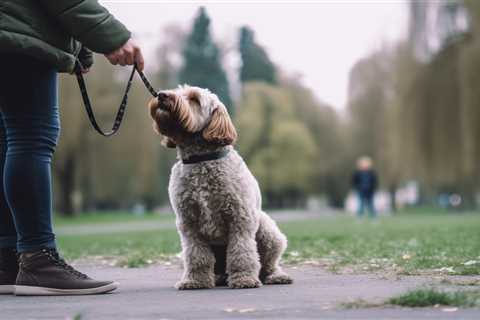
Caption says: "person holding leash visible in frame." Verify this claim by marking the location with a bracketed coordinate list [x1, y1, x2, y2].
[0, 0, 144, 296]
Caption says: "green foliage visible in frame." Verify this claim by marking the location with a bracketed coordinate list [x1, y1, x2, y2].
[236, 83, 317, 207]
[389, 289, 480, 307]
[236, 81, 348, 207]
[239, 26, 277, 84]
[283, 79, 349, 206]
[179, 7, 232, 112]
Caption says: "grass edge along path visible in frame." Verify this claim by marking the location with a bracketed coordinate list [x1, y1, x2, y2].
[342, 288, 480, 309]
[388, 288, 480, 308]
[57, 213, 480, 274]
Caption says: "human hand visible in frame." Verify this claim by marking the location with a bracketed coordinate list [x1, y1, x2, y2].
[77, 46, 93, 74]
[105, 38, 145, 71]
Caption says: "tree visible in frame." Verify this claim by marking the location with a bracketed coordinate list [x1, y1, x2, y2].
[281, 76, 349, 207]
[346, 47, 406, 210]
[179, 7, 233, 112]
[236, 83, 319, 208]
[239, 26, 277, 84]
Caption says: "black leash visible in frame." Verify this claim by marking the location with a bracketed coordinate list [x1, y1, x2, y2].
[75, 63, 157, 137]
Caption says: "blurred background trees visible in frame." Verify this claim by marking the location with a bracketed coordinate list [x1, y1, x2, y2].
[178, 7, 232, 112]
[54, 3, 480, 215]
[239, 26, 277, 84]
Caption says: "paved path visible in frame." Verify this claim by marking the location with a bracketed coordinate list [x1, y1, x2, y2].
[55, 210, 336, 236]
[1, 264, 478, 320]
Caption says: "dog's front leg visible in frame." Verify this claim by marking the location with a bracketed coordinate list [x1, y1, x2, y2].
[226, 227, 262, 289]
[176, 234, 215, 290]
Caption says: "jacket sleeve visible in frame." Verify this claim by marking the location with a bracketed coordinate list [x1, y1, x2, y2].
[38, 0, 131, 54]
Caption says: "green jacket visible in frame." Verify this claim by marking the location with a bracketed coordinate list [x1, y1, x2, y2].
[0, 0, 131, 73]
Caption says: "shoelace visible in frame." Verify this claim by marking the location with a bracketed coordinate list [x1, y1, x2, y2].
[43, 249, 89, 279]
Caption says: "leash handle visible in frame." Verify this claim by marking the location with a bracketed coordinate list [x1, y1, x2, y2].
[75, 63, 157, 137]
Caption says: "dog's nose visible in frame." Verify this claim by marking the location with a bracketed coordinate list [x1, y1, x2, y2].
[157, 92, 169, 101]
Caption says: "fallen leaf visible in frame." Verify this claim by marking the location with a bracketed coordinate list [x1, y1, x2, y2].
[442, 307, 458, 312]
[437, 267, 455, 273]
[290, 251, 300, 257]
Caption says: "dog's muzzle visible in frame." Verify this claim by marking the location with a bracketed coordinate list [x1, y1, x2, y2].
[156, 92, 171, 111]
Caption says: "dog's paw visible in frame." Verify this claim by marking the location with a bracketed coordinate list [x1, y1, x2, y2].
[175, 279, 214, 290]
[263, 272, 293, 285]
[228, 275, 262, 289]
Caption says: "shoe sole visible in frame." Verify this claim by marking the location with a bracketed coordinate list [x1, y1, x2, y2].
[0, 285, 14, 294]
[14, 282, 118, 296]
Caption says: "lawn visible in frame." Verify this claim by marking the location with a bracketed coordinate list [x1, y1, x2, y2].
[282, 213, 480, 275]
[54, 211, 174, 226]
[57, 211, 480, 274]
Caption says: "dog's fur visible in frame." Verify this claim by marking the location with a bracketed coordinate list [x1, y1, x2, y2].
[148, 85, 292, 289]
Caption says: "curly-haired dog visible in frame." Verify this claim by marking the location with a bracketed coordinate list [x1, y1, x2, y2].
[148, 86, 293, 289]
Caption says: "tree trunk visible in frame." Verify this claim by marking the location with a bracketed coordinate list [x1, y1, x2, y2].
[389, 184, 397, 213]
[57, 155, 76, 216]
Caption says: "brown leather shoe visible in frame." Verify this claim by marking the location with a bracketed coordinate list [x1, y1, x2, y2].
[0, 248, 18, 294]
[15, 248, 118, 296]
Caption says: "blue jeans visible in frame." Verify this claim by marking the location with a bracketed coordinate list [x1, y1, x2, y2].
[357, 193, 376, 218]
[0, 54, 59, 252]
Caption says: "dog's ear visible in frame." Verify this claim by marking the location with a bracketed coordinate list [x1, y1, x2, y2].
[202, 103, 237, 145]
[161, 136, 177, 148]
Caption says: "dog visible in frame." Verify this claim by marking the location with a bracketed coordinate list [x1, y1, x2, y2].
[148, 85, 293, 289]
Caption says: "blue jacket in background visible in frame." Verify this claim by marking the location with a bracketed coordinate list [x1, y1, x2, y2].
[352, 170, 378, 197]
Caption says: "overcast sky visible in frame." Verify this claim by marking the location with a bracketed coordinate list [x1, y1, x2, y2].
[101, 1, 408, 110]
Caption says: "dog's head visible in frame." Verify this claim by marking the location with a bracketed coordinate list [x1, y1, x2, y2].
[148, 85, 237, 148]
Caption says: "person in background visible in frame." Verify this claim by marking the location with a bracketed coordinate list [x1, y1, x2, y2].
[0, 0, 144, 296]
[352, 156, 378, 218]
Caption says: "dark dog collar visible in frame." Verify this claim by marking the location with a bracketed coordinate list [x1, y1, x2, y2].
[182, 149, 230, 165]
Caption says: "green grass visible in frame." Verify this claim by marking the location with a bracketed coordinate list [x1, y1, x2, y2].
[57, 211, 480, 273]
[54, 211, 174, 226]
[389, 288, 480, 307]
[282, 214, 480, 275]
[58, 229, 180, 267]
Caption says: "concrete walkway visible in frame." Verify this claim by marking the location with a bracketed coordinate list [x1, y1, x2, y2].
[1, 264, 478, 320]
